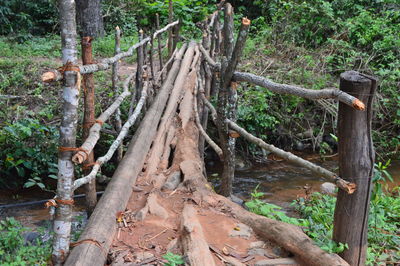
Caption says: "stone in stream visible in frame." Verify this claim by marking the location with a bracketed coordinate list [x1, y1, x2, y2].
[320, 182, 337, 195]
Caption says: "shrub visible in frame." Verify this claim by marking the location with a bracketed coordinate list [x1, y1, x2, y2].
[0, 118, 58, 189]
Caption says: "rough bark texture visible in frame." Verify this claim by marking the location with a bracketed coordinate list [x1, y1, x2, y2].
[333, 71, 376, 265]
[81, 36, 97, 216]
[217, 3, 235, 197]
[52, 0, 78, 264]
[72, 75, 133, 164]
[76, 0, 104, 38]
[64, 45, 187, 266]
[217, 7, 250, 197]
[168, 0, 174, 57]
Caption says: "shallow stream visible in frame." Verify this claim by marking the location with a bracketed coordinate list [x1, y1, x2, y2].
[1, 156, 399, 231]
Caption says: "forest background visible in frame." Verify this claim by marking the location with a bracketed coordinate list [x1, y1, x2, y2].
[0, 0, 399, 192]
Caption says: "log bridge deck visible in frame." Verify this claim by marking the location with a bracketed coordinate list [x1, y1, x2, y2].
[64, 43, 349, 266]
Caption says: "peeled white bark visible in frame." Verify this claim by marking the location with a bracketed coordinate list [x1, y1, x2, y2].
[72, 73, 134, 164]
[42, 20, 179, 82]
[73, 79, 149, 190]
[52, 0, 78, 264]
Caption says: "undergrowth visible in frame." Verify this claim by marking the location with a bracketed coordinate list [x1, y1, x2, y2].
[0, 217, 51, 265]
[245, 163, 400, 265]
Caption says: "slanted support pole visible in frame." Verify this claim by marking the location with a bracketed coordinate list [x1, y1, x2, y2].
[333, 71, 376, 265]
[52, 0, 78, 264]
[81, 36, 97, 216]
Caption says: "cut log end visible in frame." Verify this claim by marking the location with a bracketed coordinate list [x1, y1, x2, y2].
[242, 17, 251, 26]
[228, 130, 240, 138]
[352, 99, 365, 111]
[72, 152, 86, 164]
[336, 178, 357, 194]
[42, 72, 57, 83]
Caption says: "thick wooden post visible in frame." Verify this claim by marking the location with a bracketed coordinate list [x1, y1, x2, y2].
[333, 71, 376, 265]
[81, 37, 97, 216]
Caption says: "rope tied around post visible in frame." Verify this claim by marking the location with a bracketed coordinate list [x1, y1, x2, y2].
[82, 162, 100, 171]
[70, 239, 106, 256]
[59, 146, 90, 158]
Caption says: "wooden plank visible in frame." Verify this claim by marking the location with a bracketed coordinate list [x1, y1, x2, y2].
[64, 44, 188, 266]
[333, 71, 376, 265]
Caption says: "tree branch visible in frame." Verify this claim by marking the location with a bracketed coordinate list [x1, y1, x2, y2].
[233, 72, 365, 110]
[72, 73, 134, 164]
[42, 20, 179, 82]
[227, 119, 356, 194]
[73, 79, 149, 190]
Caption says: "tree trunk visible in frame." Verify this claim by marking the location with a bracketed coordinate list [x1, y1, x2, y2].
[52, 0, 78, 264]
[333, 71, 376, 265]
[216, 3, 235, 196]
[76, 0, 104, 38]
[81, 37, 97, 216]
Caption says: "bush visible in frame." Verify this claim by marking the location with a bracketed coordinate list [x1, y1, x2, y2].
[246, 162, 400, 264]
[0, 118, 58, 189]
[0, 217, 51, 265]
[0, 0, 58, 38]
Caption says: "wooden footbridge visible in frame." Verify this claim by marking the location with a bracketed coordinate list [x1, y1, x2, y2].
[43, 1, 376, 265]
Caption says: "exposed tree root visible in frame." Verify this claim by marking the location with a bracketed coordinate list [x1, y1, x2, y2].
[180, 203, 216, 266]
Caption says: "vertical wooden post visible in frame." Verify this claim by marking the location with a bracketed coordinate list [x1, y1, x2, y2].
[112, 26, 123, 162]
[155, 13, 164, 83]
[168, 0, 173, 58]
[81, 37, 97, 216]
[53, 0, 78, 264]
[129, 29, 144, 116]
[333, 71, 376, 265]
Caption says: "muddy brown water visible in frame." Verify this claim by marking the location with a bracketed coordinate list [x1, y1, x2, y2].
[1, 157, 399, 230]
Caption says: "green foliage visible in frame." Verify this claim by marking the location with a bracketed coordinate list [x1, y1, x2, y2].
[0, 0, 57, 38]
[246, 166, 400, 264]
[0, 217, 51, 265]
[294, 162, 400, 265]
[0, 118, 58, 189]
[245, 185, 347, 253]
[162, 252, 184, 266]
[103, 0, 213, 37]
[237, 85, 279, 140]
